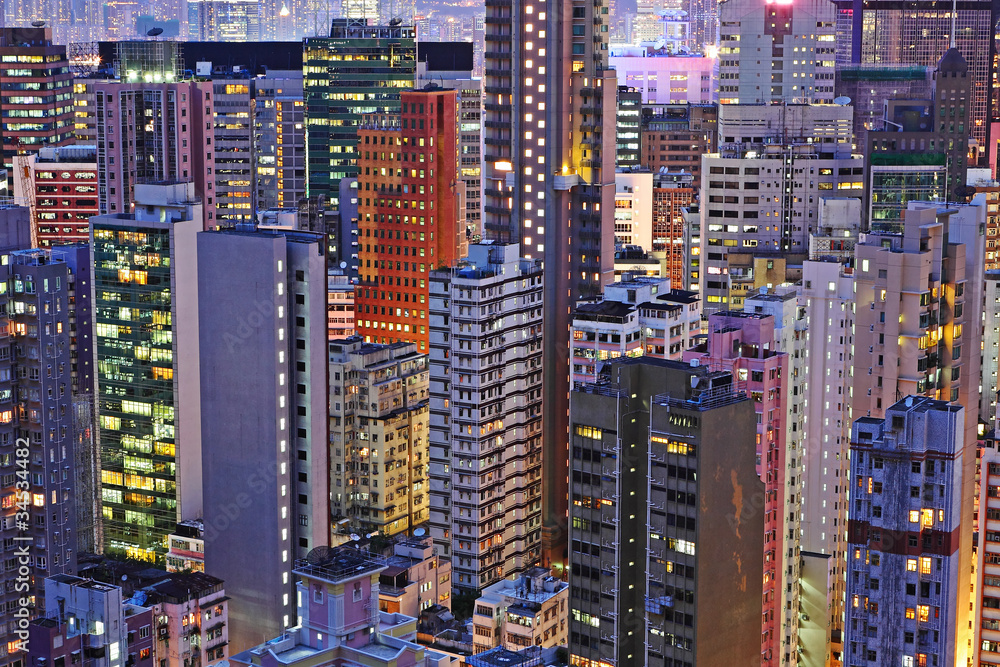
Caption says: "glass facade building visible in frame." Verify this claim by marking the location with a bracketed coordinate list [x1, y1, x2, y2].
[868, 164, 947, 232]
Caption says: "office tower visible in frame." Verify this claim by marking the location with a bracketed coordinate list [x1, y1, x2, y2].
[569, 274, 701, 385]
[608, 50, 717, 105]
[717, 0, 836, 104]
[230, 547, 436, 667]
[833, 0, 993, 150]
[416, 42, 483, 240]
[12, 145, 98, 247]
[834, 63, 933, 153]
[975, 446, 1000, 666]
[303, 19, 416, 211]
[471, 567, 569, 653]
[700, 104, 860, 314]
[652, 172, 695, 287]
[355, 89, 467, 353]
[483, 0, 617, 566]
[427, 244, 544, 592]
[684, 310, 793, 663]
[329, 337, 430, 537]
[209, 78, 254, 225]
[614, 170, 654, 247]
[92, 182, 204, 563]
[95, 81, 216, 225]
[687, 0, 717, 53]
[846, 397, 967, 667]
[568, 358, 762, 666]
[0, 29, 74, 185]
[799, 258, 854, 665]
[198, 225, 329, 653]
[253, 70, 306, 213]
[188, 0, 262, 41]
[984, 271, 1000, 425]
[0, 246, 78, 667]
[617, 87, 642, 168]
[640, 103, 717, 187]
[865, 49, 972, 230]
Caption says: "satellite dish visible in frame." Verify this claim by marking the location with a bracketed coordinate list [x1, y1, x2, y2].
[147, 27, 164, 37]
[339, 261, 347, 269]
[413, 527, 426, 537]
[349, 533, 361, 542]
[31, 20, 45, 27]
[121, 575, 128, 582]
[306, 546, 332, 564]
[833, 96, 851, 106]
[390, 17, 402, 25]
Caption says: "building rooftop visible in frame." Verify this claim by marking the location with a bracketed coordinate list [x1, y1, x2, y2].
[573, 300, 636, 320]
[294, 546, 388, 584]
[468, 646, 544, 667]
[143, 571, 225, 604]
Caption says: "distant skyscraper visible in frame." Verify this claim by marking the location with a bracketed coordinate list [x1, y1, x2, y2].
[355, 88, 467, 353]
[92, 182, 204, 563]
[833, 0, 994, 149]
[95, 81, 216, 225]
[717, 0, 837, 104]
[483, 0, 617, 566]
[846, 397, 968, 667]
[428, 244, 544, 592]
[188, 0, 262, 41]
[0, 28, 74, 188]
[568, 358, 762, 666]
[198, 225, 329, 654]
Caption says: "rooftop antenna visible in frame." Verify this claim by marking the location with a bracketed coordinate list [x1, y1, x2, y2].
[950, 0, 957, 48]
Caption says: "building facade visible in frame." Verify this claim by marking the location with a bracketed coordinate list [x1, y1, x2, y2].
[12, 145, 98, 247]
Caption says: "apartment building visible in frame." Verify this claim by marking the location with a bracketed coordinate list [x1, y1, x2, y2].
[652, 172, 696, 288]
[12, 145, 98, 247]
[252, 70, 305, 213]
[614, 170, 654, 248]
[570, 275, 701, 386]
[974, 446, 1000, 666]
[378, 536, 452, 617]
[471, 567, 568, 653]
[846, 397, 967, 667]
[639, 104, 717, 186]
[329, 337, 430, 537]
[427, 244, 544, 592]
[568, 358, 762, 667]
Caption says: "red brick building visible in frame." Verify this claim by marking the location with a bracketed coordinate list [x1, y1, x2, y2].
[355, 88, 466, 352]
[651, 176, 695, 287]
[13, 145, 98, 246]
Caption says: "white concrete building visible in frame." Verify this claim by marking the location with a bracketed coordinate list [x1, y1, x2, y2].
[982, 270, 1000, 425]
[428, 243, 544, 593]
[471, 567, 569, 654]
[700, 104, 861, 314]
[614, 170, 655, 249]
[608, 50, 717, 104]
[799, 258, 854, 666]
[570, 275, 701, 386]
[717, 0, 836, 104]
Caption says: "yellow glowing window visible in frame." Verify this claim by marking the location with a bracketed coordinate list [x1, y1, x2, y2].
[918, 605, 929, 622]
[909, 510, 920, 523]
[905, 608, 915, 619]
[920, 557, 931, 575]
[907, 559, 917, 572]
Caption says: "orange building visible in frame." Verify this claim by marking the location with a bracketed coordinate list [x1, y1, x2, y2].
[355, 89, 467, 352]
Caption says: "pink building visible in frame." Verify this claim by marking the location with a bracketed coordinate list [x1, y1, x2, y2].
[684, 310, 788, 664]
[95, 81, 216, 226]
[608, 50, 717, 104]
[230, 547, 455, 667]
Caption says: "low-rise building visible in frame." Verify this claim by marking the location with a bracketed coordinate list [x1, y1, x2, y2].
[144, 572, 230, 666]
[378, 536, 453, 617]
[471, 567, 568, 654]
[166, 520, 206, 573]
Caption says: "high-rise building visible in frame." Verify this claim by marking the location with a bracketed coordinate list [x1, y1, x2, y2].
[209, 78, 255, 225]
[846, 397, 967, 667]
[0, 28, 74, 186]
[616, 87, 642, 168]
[197, 225, 329, 654]
[0, 239, 79, 667]
[188, 0, 262, 41]
[684, 310, 794, 663]
[303, 19, 416, 211]
[416, 43, 483, 241]
[568, 358, 762, 666]
[12, 145, 99, 247]
[717, 0, 836, 105]
[614, 170, 654, 248]
[983, 271, 1000, 426]
[974, 446, 1000, 666]
[329, 337, 430, 537]
[833, 0, 994, 149]
[834, 63, 933, 153]
[864, 49, 972, 230]
[608, 50, 718, 106]
[700, 104, 861, 314]
[799, 258, 854, 665]
[483, 0, 617, 566]
[252, 69, 306, 213]
[92, 182, 204, 563]
[355, 88, 467, 353]
[427, 244, 544, 592]
[95, 81, 216, 225]
[652, 172, 695, 286]
[639, 103, 717, 187]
